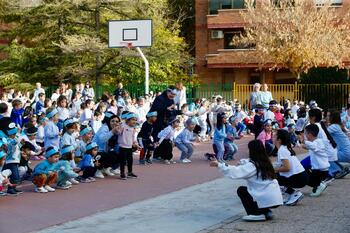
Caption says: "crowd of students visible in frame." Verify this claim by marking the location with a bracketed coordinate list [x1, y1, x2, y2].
[0, 81, 350, 223]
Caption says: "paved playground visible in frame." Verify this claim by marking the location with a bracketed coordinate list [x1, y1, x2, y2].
[2, 137, 349, 233]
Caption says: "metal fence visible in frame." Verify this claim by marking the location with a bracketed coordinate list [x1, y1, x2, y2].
[46, 82, 350, 110]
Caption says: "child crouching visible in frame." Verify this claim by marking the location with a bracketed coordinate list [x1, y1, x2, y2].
[55, 145, 80, 189]
[77, 142, 99, 183]
[32, 147, 60, 193]
[175, 118, 197, 163]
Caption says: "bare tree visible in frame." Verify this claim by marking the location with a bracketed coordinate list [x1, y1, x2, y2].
[233, 0, 350, 78]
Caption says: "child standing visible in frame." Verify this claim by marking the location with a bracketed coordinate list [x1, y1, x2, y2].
[210, 140, 283, 222]
[44, 108, 60, 149]
[57, 95, 70, 131]
[253, 104, 265, 139]
[117, 113, 140, 180]
[225, 116, 239, 160]
[3, 123, 23, 195]
[213, 113, 228, 163]
[154, 118, 180, 165]
[137, 111, 157, 165]
[274, 129, 308, 206]
[301, 124, 330, 197]
[92, 111, 103, 134]
[32, 147, 60, 193]
[37, 115, 48, 148]
[175, 118, 197, 164]
[10, 99, 24, 128]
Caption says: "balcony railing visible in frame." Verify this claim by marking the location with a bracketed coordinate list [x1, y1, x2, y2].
[209, 0, 252, 14]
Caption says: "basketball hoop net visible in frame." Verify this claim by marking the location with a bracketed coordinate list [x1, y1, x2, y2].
[120, 42, 134, 49]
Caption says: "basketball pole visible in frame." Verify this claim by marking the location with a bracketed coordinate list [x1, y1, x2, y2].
[136, 47, 149, 95]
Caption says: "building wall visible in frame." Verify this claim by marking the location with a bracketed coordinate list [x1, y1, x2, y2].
[195, 0, 350, 85]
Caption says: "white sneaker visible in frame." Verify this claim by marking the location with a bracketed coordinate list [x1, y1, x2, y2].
[111, 168, 120, 175]
[310, 183, 327, 197]
[95, 170, 105, 179]
[283, 193, 291, 204]
[103, 168, 115, 176]
[180, 159, 190, 164]
[35, 187, 48, 193]
[242, 215, 266, 222]
[285, 191, 304, 206]
[69, 178, 79, 185]
[66, 180, 72, 186]
[185, 158, 192, 163]
[164, 160, 171, 165]
[44, 185, 56, 192]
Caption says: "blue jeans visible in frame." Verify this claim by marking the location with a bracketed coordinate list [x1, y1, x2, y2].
[236, 122, 246, 135]
[214, 141, 225, 160]
[176, 143, 194, 160]
[225, 141, 238, 159]
[3, 163, 20, 191]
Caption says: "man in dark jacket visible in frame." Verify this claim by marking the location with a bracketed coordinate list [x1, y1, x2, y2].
[150, 86, 182, 142]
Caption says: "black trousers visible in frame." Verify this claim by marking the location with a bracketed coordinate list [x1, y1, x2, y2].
[307, 169, 328, 192]
[153, 139, 173, 160]
[97, 152, 119, 169]
[277, 171, 309, 194]
[119, 147, 133, 175]
[82, 167, 97, 178]
[237, 186, 279, 216]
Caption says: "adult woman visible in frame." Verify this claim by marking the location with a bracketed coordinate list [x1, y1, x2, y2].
[249, 83, 261, 110]
[92, 112, 120, 178]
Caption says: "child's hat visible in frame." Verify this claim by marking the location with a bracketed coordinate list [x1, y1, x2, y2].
[63, 118, 75, 127]
[185, 117, 197, 126]
[146, 111, 157, 118]
[61, 145, 75, 155]
[45, 147, 59, 158]
[86, 142, 98, 151]
[39, 117, 48, 124]
[125, 112, 138, 120]
[80, 126, 92, 136]
[24, 126, 38, 136]
[264, 119, 272, 125]
[104, 111, 115, 119]
[7, 123, 18, 136]
[169, 117, 180, 125]
[46, 108, 58, 119]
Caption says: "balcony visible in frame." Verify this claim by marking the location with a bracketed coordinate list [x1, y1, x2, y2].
[206, 49, 261, 68]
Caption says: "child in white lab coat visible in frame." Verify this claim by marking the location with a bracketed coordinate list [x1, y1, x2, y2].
[210, 140, 283, 222]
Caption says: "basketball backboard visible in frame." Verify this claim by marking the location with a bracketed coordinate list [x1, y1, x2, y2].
[108, 19, 152, 48]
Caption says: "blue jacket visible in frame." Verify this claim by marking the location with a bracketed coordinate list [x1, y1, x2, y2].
[44, 120, 60, 149]
[33, 160, 57, 176]
[78, 154, 94, 169]
[92, 124, 114, 152]
[10, 108, 24, 127]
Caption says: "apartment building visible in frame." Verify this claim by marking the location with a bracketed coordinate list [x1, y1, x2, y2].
[195, 0, 349, 84]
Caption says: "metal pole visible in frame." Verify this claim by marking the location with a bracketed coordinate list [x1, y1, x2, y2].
[136, 47, 149, 95]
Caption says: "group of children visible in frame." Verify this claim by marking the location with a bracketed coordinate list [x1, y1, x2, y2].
[210, 100, 350, 222]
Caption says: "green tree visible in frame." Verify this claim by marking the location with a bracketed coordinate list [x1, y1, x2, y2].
[0, 0, 192, 93]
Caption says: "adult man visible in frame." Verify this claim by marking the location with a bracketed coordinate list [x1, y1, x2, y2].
[34, 82, 45, 102]
[260, 84, 273, 109]
[249, 83, 261, 110]
[150, 86, 182, 141]
[174, 82, 187, 109]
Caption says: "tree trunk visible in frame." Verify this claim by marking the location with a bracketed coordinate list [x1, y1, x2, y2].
[95, 7, 101, 98]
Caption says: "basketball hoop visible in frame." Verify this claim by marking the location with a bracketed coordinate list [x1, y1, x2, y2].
[120, 42, 134, 49]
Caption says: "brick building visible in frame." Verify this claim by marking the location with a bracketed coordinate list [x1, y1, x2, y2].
[195, 0, 349, 85]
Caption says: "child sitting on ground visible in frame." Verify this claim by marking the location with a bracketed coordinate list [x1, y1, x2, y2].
[210, 140, 283, 222]
[0, 140, 15, 196]
[257, 120, 274, 155]
[137, 111, 157, 165]
[175, 118, 197, 164]
[18, 141, 34, 181]
[32, 147, 60, 193]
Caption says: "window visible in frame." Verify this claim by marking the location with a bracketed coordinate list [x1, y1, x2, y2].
[208, 0, 255, 14]
[315, 0, 342, 6]
[223, 29, 255, 49]
[271, 0, 295, 7]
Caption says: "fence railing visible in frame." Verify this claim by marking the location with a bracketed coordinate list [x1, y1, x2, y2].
[45, 82, 350, 111]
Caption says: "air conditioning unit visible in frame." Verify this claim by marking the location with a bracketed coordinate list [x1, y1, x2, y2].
[211, 30, 224, 39]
